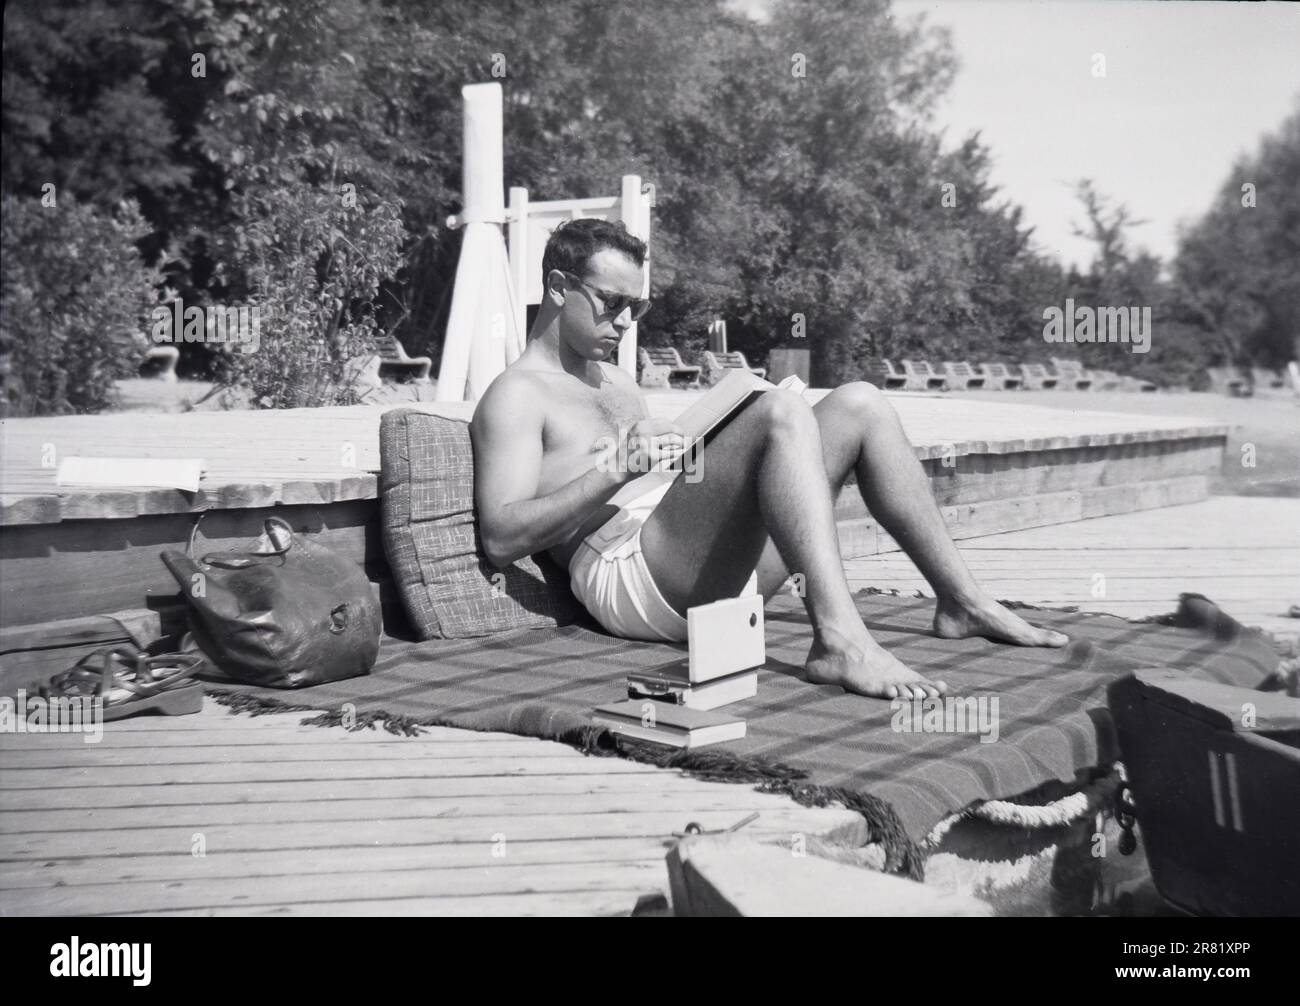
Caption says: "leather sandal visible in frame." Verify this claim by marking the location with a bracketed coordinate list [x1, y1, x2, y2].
[40, 645, 205, 721]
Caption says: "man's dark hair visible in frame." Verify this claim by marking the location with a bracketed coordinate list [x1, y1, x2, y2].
[540, 218, 646, 288]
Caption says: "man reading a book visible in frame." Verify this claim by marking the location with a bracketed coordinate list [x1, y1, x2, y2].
[471, 219, 1067, 700]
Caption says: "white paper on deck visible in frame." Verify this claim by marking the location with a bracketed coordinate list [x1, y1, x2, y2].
[56, 457, 205, 492]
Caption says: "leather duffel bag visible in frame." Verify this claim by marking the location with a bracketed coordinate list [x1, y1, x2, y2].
[161, 517, 381, 688]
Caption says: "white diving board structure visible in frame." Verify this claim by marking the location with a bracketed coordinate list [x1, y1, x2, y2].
[439, 82, 654, 401]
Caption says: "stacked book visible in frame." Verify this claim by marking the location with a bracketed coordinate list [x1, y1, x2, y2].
[593, 594, 766, 749]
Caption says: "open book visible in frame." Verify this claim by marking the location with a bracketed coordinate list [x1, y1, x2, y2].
[608, 370, 807, 506]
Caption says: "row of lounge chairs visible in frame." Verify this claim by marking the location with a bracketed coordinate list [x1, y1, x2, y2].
[639, 347, 766, 388]
[864, 356, 1157, 392]
[639, 345, 1157, 393]
[1205, 366, 1294, 398]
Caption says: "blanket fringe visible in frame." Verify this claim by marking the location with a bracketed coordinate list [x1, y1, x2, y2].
[571, 729, 925, 880]
[206, 689, 320, 718]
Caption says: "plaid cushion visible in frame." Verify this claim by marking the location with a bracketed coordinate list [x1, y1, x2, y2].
[379, 409, 582, 639]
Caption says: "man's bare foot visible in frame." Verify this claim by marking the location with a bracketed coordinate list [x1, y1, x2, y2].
[805, 625, 947, 700]
[933, 596, 1069, 648]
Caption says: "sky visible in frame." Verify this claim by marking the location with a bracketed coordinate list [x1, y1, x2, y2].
[736, 0, 1300, 271]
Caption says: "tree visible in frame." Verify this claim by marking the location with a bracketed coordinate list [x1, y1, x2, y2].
[1, 0, 1105, 407]
[1, 196, 164, 416]
[1172, 103, 1300, 370]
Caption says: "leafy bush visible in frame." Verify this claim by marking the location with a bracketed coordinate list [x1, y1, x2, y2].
[210, 181, 407, 409]
[0, 194, 163, 416]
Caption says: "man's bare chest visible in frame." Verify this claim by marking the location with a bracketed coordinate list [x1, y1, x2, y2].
[542, 385, 645, 455]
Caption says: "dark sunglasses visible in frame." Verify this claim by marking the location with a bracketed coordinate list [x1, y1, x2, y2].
[562, 272, 651, 322]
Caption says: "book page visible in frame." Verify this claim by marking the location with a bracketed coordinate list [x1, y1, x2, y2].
[671, 369, 773, 443]
[608, 369, 806, 505]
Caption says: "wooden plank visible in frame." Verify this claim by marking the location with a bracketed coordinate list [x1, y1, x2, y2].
[0, 773, 771, 811]
[0, 741, 590, 768]
[135, 889, 649, 917]
[0, 499, 383, 628]
[833, 438, 1222, 517]
[838, 475, 1210, 559]
[0, 789, 847, 834]
[0, 757, 672, 790]
[843, 496, 1300, 635]
[0, 860, 670, 916]
[958, 497, 1300, 549]
[0, 727, 557, 749]
[666, 834, 990, 916]
[0, 807, 866, 859]
[29, 708, 368, 733]
[846, 578, 1297, 602]
[0, 609, 163, 653]
[0, 836, 673, 890]
[0, 494, 63, 525]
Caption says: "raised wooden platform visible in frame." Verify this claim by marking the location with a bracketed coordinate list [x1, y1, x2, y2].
[0, 392, 1227, 633]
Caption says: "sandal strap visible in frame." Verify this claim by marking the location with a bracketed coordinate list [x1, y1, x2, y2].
[43, 646, 204, 701]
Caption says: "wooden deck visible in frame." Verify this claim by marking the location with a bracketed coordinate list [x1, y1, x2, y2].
[0, 709, 866, 917]
[3, 496, 1291, 916]
[3, 392, 1288, 916]
[0, 390, 1228, 632]
[0, 391, 1227, 526]
[847, 496, 1300, 641]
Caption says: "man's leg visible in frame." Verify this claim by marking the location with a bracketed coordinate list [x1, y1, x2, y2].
[640, 387, 947, 699]
[751, 383, 1068, 647]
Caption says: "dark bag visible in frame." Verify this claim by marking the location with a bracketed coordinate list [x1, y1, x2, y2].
[161, 517, 381, 689]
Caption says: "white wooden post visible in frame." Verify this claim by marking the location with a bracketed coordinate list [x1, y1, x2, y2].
[618, 174, 649, 377]
[708, 319, 727, 353]
[507, 185, 529, 343]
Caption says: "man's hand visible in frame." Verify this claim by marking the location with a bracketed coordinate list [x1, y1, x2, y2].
[622, 418, 687, 475]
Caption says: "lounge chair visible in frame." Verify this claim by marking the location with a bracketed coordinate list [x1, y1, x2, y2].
[862, 358, 910, 390]
[941, 361, 985, 390]
[1018, 363, 1059, 390]
[1252, 367, 1286, 390]
[1119, 374, 1158, 392]
[638, 346, 702, 388]
[1084, 368, 1124, 391]
[1049, 357, 1093, 391]
[703, 350, 766, 385]
[977, 362, 1022, 390]
[1206, 366, 1252, 397]
[376, 334, 432, 383]
[899, 360, 949, 391]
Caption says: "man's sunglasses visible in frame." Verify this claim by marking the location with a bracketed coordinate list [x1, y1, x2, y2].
[562, 272, 652, 322]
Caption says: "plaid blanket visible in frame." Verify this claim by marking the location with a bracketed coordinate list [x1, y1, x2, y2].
[209, 590, 1279, 866]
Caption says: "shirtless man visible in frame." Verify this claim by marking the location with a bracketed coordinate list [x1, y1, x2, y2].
[471, 219, 1067, 699]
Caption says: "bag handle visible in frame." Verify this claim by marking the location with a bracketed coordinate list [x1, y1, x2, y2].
[198, 517, 296, 568]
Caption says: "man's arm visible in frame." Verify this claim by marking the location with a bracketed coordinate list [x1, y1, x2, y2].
[470, 374, 629, 569]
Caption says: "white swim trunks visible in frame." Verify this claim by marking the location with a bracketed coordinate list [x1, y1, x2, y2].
[567, 472, 758, 642]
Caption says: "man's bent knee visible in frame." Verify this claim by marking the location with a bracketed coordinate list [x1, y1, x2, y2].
[748, 387, 816, 449]
[826, 380, 891, 420]
[756, 386, 817, 431]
